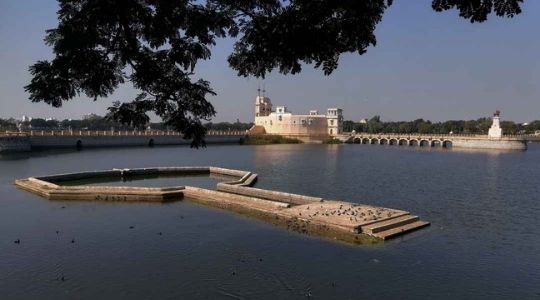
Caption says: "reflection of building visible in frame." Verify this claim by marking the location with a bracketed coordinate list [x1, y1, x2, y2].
[488, 110, 502, 139]
[250, 93, 343, 138]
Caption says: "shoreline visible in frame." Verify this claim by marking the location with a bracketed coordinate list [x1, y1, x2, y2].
[1, 132, 532, 154]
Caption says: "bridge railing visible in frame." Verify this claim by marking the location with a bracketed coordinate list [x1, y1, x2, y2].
[343, 132, 534, 140]
[1, 130, 247, 137]
[0, 131, 29, 137]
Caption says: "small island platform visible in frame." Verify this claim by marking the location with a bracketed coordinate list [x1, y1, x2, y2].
[15, 166, 429, 243]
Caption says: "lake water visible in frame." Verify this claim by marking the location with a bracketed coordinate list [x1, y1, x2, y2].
[1, 144, 539, 299]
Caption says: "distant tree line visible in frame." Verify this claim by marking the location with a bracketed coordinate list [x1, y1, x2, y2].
[25, 115, 135, 131]
[2, 115, 539, 135]
[204, 121, 253, 131]
[343, 116, 540, 135]
[0, 118, 17, 131]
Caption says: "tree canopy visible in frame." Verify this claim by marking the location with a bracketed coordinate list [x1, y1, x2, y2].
[26, 0, 523, 147]
[342, 116, 529, 135]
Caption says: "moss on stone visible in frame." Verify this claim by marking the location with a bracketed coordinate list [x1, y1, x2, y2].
[322, 138, 343, 144]
[241, 135, 303, 145]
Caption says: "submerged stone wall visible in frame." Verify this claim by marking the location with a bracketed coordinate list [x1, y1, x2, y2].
[217, 183, 322, 205]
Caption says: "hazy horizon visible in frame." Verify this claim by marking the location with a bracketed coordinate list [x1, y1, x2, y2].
[1, 1, 539, 123]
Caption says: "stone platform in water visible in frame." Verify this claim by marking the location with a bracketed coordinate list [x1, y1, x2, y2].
[15, 166, 429, 243]
[277, 202, 429, 240]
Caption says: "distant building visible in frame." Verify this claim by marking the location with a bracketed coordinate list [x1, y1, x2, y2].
[82, 113, 100, 120]
[326, 108, 343, 136]
[359, 118, 368, 124]
[488, 110, 503, 139]
[21, 115, 32, 122]
[250, 93, 343, 138]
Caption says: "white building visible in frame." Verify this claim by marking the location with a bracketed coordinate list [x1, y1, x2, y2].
[250, 94, 343, 138]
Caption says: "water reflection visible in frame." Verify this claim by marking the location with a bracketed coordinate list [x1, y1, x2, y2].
[0, 143, 539, 299]
[253, 144, 299, 164]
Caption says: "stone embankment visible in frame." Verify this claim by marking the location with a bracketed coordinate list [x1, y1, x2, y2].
[15, 166, 430, 243]
[0, 134, 31, 152]
[0, 130, 244, 153]
[451, 139, 527, 150]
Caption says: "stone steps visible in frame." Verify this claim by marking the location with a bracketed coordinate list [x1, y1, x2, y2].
[362, 215, 420, 235]
[371, 220, 430, 240]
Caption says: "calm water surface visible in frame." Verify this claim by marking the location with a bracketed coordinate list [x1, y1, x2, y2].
[1, 144, 539, 299]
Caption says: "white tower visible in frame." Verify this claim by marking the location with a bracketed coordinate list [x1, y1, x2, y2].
[326, 108, 343, 136]
[255, 87, 272, 118]
[255, 96, 272, 118]
[488, 110, 503, 139]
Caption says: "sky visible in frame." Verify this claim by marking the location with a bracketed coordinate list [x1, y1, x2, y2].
[0, 1, 539, 123]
